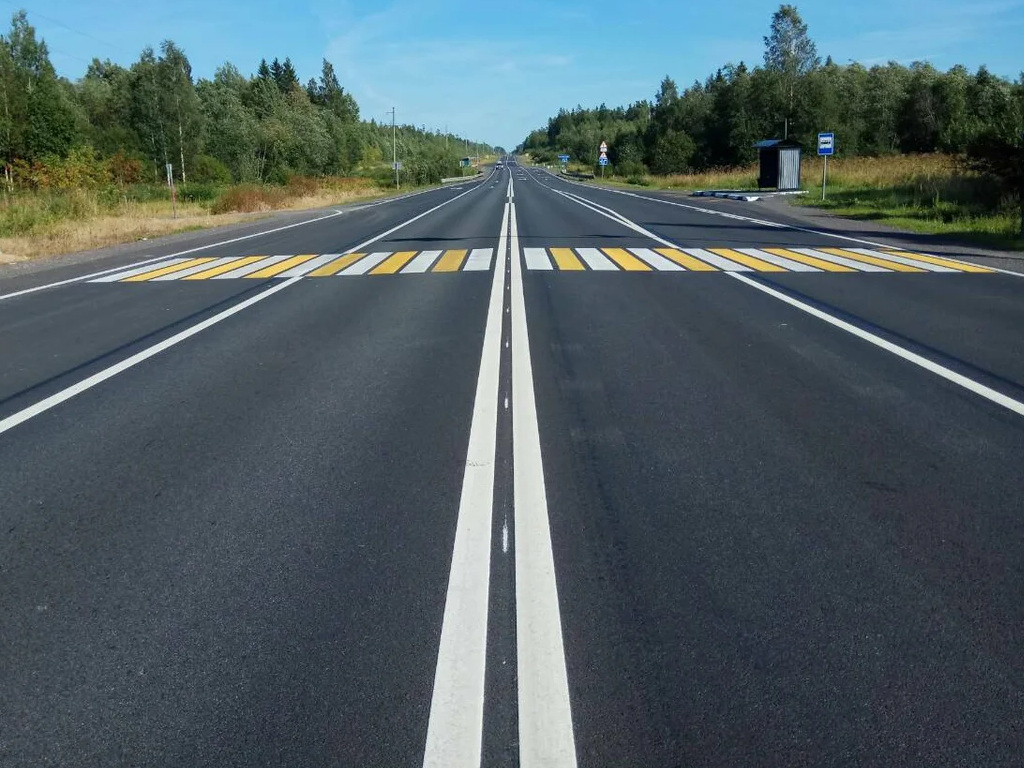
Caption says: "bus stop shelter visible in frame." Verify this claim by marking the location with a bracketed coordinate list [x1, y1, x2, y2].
[754, 139, 802, 191]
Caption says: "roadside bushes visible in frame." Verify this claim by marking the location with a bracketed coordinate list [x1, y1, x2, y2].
[210, 184, 288, 214]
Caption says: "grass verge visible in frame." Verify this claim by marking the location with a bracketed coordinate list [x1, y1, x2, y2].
[0, 176, 394, 263]
[792, 155, 1024, 251]
[572, 153, 1023, 251]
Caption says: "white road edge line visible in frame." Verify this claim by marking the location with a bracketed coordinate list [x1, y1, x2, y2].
[0, 185, 482, 438]
[0, 181, 484, 302]
[543, 169, 1024, 278]
[729, 272, 1024, 418]
[0, 277, 299, 436]
[0, 209, 344, 301]
[510, 196, 579, 767]
[548, 177, 1024, 417]
[422, 189, 510, 767]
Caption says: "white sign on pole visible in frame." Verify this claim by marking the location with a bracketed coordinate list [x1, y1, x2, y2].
[599, 141, 608, 153]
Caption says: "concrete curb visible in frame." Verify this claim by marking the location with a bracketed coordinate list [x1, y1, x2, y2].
[691, 190, 809, 202]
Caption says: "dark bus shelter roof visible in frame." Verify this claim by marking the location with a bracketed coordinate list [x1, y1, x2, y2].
[753, 139, 802, 149]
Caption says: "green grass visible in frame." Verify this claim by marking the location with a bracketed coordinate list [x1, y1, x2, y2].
[570, 153, 1023, 252]
[794, 183, 1024, 251]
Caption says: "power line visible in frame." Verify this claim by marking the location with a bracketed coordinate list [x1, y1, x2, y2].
[0, 2, 135, 58]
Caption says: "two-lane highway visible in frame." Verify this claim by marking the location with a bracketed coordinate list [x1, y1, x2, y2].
[2, 160, 1024, 766]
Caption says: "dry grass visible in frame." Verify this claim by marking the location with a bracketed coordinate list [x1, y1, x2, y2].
[0, 176, 389, 262]
[0, 200, 265, 261]
[591, 153, 1022, 249]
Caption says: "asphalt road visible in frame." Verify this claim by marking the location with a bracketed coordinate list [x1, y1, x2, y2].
[2, 161, 1023, 767]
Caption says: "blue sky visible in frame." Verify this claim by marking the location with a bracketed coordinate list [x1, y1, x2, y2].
[13, 0, 1024, 149]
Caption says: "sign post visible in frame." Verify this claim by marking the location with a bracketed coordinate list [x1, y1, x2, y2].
[165, 163, 176, 219]
[599, 140, 608, 178]
[818, 132, 835, 201]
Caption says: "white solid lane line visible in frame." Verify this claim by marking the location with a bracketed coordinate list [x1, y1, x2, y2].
[0, 209, 347, 300]
[510, 202, 578, 768]
[0, 278, 302, 437]
[422, 192, 510, 768]
[0, 182, 485, 438]
[546, 170, 1024, 277]
[729, 273, 1024, 418]
[403, 249, 444, 273]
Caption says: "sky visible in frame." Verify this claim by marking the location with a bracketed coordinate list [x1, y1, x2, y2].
[12, 0, 1024, 150]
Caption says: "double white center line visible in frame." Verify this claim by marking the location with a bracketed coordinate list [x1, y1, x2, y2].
[423, 177, 578, 767]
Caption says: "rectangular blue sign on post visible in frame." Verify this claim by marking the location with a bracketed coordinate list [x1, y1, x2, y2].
[558, 154, 570, 163]
[598, 157, 609, 166]
[818, 133, 835, 156]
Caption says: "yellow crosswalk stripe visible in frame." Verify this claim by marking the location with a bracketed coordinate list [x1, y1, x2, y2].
[183, 256, 266, 280]
[709, 248, 787, 272]
[371, 251, 419, 274]
[550, 248, 585, 270]
[306, 253, 366, 276]
[123, 258, 217, 282]
[433, 249, 469, 272]
[245, 254, 318, 278]
[817, 247, 924, 272]
[654, 248, 717, 271]
[883, 250, 992, 273]
[601, 247, 651, 271]
[762, 247, 855, 272]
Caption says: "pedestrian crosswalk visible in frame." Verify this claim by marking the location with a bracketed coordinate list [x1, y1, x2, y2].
[90, 248, 496, 283]
[91, 245, 993, 284]
[521, 246, 992, 274]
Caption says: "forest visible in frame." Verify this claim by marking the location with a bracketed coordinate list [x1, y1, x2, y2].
[0, 10, 493, 191]
[520, 5, 1023, 199]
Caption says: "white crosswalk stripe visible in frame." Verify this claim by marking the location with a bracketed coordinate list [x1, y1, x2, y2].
[464, 248, 494, 272]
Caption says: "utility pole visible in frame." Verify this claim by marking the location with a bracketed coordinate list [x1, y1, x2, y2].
[390, 107, 399, 190]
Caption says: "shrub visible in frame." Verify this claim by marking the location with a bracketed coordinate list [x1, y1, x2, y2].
[211, 184, 288, 214]
[285, 174, 320, 196]
[177, 182, 221, 204]
[189, 154, 233, 185]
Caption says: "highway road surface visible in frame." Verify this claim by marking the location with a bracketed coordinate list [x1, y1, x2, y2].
[2, 159, 1024, 767]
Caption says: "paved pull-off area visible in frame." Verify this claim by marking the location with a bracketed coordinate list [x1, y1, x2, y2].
[2, 161, 1024, 767]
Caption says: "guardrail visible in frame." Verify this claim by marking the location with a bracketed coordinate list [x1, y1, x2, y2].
[560, 170, 595, 180]
[441, 172, 484, 184]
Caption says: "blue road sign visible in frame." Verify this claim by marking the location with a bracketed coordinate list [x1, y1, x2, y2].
[599, 157, 609, 166]
[558, 154, 570, 163]
[818, 132, 835, 156]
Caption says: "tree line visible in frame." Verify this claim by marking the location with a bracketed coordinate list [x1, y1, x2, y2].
[0, 10, 494, 190]
[521, 5, 1023, 192]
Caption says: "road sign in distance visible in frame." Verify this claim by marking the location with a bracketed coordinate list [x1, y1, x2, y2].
[558, 154, 570, 162]
[599, 157, 609, 166]
[818, 133, 835, 156]
[600, 141, 608, 152]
